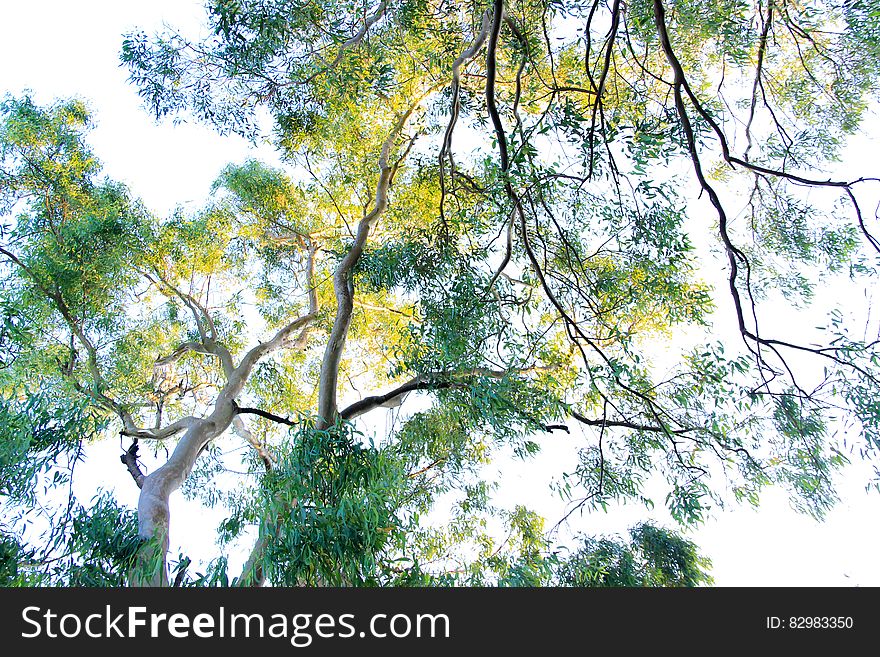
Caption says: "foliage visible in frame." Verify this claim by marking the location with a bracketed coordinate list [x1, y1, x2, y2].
[2, 0, 880, 586]
[257, 418, 407, 586]
[555, 522, 713, 587]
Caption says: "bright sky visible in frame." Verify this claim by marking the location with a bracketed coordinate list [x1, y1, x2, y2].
[2, 0, 879, 586]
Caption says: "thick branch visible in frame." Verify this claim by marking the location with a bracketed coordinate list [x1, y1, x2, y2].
[316, 98, 426, 429]
[485, 0, 508, 172]
[439, 9, 492, 227]
[237, 311, 318, 379]
[120, 441, 146, 489]
[120, 415, 198, 441]
[155, 342, 208, 366]
[340, 366, 554, 421]
[234, 402, 297, 427]
[340, 376, 450, 421]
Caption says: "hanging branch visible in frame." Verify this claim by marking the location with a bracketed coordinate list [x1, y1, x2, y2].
[652, 0, 880, 390]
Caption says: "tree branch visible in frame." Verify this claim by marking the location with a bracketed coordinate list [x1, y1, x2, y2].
[120, 440, 146, 489]
[316, 95, 429, 429]
[155, 341, 222, 367]
[236, 311, 318, 378]
[120, 415, 198, 441]
[485, 0, 508, 172]
[234, 401, 297, 427]
[309, 1, 389, 82]
[232, 415, 273, 471]
[340, 365, 555, 421]
[144, 270, 235, 377]
[439, 9, 493, 229]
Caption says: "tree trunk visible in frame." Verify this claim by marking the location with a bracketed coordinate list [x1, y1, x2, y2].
[130, 402, 236, 586]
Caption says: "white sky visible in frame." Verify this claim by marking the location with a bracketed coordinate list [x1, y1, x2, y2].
[2, 0, 879, 586]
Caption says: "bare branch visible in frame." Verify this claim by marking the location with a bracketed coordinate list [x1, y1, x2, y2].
[120, 441, 146, 489]
[340, 365, 556, 421]
[341, 375, 445, 421]
[485, 0, 508, 172]
[439, 9, 493, 229]
[155, 341, 221, 367]
[237, 310, 318, 377]
[234, 401, 297, 428]
[120, 415, 199, 441]
[232, 415, 273, 471]
[143, 269, 235, 377]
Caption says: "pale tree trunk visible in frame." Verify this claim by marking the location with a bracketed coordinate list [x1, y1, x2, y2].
[129, 308, 316, 585]
[131, 400, 236, 586]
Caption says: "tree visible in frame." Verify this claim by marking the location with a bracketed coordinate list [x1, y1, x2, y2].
[1, 0, 879, 587]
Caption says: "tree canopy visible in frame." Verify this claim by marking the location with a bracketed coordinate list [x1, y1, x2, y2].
[1, 0, 880, 586]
